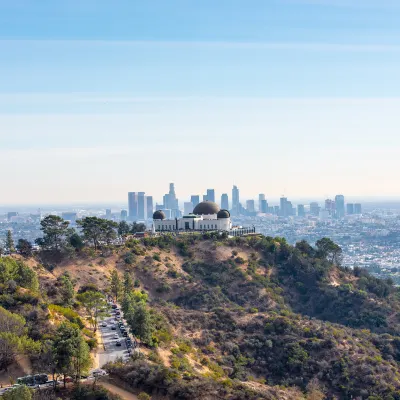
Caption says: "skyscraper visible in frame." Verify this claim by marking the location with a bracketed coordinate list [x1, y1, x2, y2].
[120, 210, 128, 221]
[346, 203, 354, 215]
[259, 194, 266, 212]
[206, 189, 215, 203]
[246, 200, 255, 213]
[354, 203, 362, 214]
[163, 183, 179, 210]
[106, 209, 112, 219]
[221, 193, 229, 210]
[191, 195, 200, 208]
[184, 202, 194, 215]
[260, 199, 268, 213]
[280, 197, 288, 217]
[335, 195, 345, 219]
[146, 196, 154, 219]
[232, 185, 240, 215]
[310, 202, 320, 217]
[128, 192, 138, 220]
[297, 204, 305, 217]
[137, 192, 146, 220]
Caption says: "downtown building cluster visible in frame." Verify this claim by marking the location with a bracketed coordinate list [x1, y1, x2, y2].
[126, 183, 362, 223]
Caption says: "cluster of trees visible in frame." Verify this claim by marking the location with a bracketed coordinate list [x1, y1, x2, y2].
[29, 215, 147, 257]
[0, 307, 40, 372]
[51, 322, 92, 386]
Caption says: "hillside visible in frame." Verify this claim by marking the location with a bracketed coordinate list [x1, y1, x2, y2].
[3, 233, 400, 399]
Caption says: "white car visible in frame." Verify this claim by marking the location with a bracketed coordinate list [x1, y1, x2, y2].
[92, 369, 108, 377]
[101, 322, 107, 327]
[113, 334, 119, 340]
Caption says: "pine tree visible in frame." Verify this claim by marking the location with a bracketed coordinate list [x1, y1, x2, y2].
[110, 270, 122, 302]
[123, 270, 133, 295]
[131, 303, 153, 345]
[5, 230, 14, 254]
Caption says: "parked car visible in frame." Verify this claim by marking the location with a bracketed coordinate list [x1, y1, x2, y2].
[113, 334, 119, 340]
[111, 304, 118, 309]
[111, 325, 116, 330]
[101, 322, 107, 327]
[116, 341, 122, 346]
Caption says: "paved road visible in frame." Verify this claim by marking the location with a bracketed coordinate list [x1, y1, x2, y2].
[98, 314, 131, 367]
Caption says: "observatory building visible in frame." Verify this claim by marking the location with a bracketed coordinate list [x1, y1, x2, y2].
[153, 200, 232, 232]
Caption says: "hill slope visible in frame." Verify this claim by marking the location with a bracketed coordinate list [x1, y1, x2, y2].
[34, 233, 400, 399]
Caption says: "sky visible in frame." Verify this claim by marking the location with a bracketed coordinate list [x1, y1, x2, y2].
[1, 0, 400, 205]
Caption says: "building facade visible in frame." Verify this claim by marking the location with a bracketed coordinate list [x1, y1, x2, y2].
[153, 201, 232, 232]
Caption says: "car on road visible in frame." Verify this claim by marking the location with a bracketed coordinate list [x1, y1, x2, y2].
[101, 322, 107, 327]
[122, 331, 128, 337]
[111, 325, 116, 330]
[92, 369, 108, 377]
[116, 340, 121, 346]
[113, 334, 119, 339]
[111, 304, 118, 309]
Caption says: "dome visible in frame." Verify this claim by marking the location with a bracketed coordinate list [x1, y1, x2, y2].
[217, 209, 230, 219]
[153, 210, 166, 220]
[193, 201, 220, 215]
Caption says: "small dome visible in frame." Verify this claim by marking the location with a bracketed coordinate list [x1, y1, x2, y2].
[153, 210, 166, 220]
[193, 201, 220, 215]
[217, 209, 230, 219]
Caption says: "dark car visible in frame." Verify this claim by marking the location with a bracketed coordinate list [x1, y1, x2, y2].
[116, 341, 122, 347]
[111, 304, 117, 309]
[111, 325, 117, 330]
[122, 331, 128, 337]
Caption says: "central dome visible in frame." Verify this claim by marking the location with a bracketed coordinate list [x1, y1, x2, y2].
[193, 201, 220, 215]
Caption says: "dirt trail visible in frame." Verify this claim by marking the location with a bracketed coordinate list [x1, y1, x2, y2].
[99, 381, 139, 400]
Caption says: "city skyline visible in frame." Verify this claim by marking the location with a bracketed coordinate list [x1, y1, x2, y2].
[1, 1, 400, 203]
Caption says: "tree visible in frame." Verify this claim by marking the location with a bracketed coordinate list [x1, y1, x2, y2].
[77, 217, 118, 250]
[69, 233, 84, 252]
[110, 270, 122, 302]
[129, 303, 153, 345]
[2, 385, 33, 400]
[118, 221, 130, 236]
[315, 238, 343, 265]
[52, 322, 91, 386]
[16, 239, 33, 257]
[59, 273, 75, 306]
[123, 271, 133, 295]
[0, 307, 40, 372]
[5, 230, 15, 254]
[130, 222, 146, 234]
[138, 393, 151, 400]
[77, 291, 108, 332]
[35, 215, 70, 252]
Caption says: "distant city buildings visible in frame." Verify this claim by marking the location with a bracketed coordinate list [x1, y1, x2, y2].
[221, 193, 229, 210]
[146, 196, 154, 219]
[297, 204, 305, 217]
[184, 202, 194, 215]
[191, 195, 200, 208]
[246, 199, 255, 213]
[259, 194, 266, 212]
[62, 212, 77, 224]
[335, 195, 345, 219]
[206, 189, 215, 203]
[124, 183, 361, 226]
[120, 210, 128, 221]
[232, 185, 240, 216]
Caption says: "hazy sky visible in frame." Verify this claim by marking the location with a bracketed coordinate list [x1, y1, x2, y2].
[1, 0, 400, 204]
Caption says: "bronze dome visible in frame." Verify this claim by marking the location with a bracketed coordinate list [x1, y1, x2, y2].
[153, 210, 166, 220]
[217, 209, 230, 219]
[193, 201, 220, 215]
